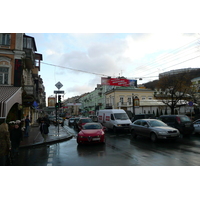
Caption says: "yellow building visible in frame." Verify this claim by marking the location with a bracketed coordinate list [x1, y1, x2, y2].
[104, 86, 155, 114]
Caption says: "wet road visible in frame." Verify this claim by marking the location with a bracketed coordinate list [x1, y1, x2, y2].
[12, 124, 200, 166]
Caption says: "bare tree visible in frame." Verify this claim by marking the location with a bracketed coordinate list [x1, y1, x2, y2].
[156, 71, 192, 114]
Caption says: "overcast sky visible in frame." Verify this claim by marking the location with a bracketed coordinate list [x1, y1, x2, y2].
[27, 33, 200, 101]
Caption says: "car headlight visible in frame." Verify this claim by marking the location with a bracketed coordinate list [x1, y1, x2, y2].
[117, 124, 122, 127]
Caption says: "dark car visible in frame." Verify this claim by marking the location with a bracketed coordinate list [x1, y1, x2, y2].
[130, 119, 180, 142]
[131, 114, 156, 122]
[159, 115, 194, 135]
[77, 117, 93, 131]
[68, 118, 75, 126]
[73, 117, 80, 129]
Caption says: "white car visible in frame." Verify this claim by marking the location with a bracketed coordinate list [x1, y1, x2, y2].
[193, 119, 200, 134]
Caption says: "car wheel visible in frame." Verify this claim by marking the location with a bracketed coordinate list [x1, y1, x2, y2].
[113, 126, 117, 134]
[150, 132, 157, 142]
[130, 129, 137, 139]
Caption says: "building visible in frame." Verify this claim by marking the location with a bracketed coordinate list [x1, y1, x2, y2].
[0, 33, 45, 123]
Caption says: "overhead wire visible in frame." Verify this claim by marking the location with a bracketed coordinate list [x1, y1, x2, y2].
[41, 37, 200, 81]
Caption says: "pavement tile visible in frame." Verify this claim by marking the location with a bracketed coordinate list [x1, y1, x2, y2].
[20, 124, 73, 148]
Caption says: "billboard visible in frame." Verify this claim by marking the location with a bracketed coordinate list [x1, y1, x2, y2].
[101, 77, 137, 87]
[48, 97, 56, 107]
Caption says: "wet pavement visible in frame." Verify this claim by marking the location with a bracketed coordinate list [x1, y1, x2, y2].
[20, 123, 73, 148]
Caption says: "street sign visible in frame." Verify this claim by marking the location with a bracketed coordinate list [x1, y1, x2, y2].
[54, 90, 64, 94]
[55, 81, 63, 89]
[188, 101, 193, 106]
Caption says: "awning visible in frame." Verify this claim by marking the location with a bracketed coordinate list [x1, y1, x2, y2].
[0, 86, 22, 119]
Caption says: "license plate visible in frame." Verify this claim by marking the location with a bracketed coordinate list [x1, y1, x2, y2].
[92, 138, 100, 141]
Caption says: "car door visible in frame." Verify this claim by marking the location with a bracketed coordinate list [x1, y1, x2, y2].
[140, 120, 150, 137]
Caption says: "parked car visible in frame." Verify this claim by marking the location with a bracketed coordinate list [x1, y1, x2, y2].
[53, 117, 63, 125]
[77, 117, 93, 131]
[68, 118, 75, 126]
[89, 115, 98, 122]
[77, 122, 106, 144]
[130, 119, 180, 142]
[159, 115, 194, 135]
[74, 117, 80, 129]
[193, 119, 200, 134]
[131, 114, 156, 122]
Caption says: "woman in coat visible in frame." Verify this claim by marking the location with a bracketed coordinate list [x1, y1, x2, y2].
[0, 123, 11, 166]
[10, 123, 23, 157]
[40, 118, 49, 142]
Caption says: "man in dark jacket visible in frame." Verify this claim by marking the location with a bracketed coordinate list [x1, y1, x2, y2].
[40, 118, 49, 142]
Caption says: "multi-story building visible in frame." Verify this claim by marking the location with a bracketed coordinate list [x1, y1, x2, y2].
[0, 33, 44, 124]
[79, 84, 113, 116]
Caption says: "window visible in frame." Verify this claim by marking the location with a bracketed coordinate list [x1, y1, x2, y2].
[23, 37, 32, 49]
[0, 34, 10, 45]
[0, 67, 9, 84]
[120, 97, 124, 103]
[142, 97, 146, 100]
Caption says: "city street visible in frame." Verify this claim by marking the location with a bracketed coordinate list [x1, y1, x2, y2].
[12, 121, 200, 166]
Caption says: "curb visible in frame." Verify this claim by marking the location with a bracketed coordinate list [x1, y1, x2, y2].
[20, 134, 74, 149]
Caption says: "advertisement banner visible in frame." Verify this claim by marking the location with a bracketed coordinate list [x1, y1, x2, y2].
[101, 77, 137, 87]
[48, 97, 56, 107]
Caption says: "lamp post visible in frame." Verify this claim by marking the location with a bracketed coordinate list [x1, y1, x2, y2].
[132, 93, 135, 117]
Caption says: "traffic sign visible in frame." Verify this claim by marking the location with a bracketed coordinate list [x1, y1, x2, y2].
[54, 90, 64, 94]
[55, 81, 63, 89]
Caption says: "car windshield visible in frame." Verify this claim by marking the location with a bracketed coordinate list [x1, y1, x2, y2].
[148, 120, 168, 127]
[114, 113, 129, 120]
[83, 124, 102, 130]
[81, 119, 92, 123]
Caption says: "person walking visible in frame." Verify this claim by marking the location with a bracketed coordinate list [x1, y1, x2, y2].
[0, 123, 11, 166]
[40, 118, 49, 142]
[24, 116, 31, 137]
[10, 122, 23, 158]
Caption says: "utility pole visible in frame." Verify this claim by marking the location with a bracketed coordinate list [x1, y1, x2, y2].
[132, 93, 135, 117]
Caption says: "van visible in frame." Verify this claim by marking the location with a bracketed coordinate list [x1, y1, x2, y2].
[98, 109, 132, 132]
[159, 115, 194, 135]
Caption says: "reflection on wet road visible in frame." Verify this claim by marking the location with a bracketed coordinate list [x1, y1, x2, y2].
[13, 127, 200, 166]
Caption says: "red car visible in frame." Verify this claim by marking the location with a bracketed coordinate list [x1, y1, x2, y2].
[77, 123, 106, 144]
[77, 117, 92, 130]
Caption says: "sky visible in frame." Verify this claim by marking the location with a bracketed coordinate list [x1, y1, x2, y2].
[27, 33, 200, 102]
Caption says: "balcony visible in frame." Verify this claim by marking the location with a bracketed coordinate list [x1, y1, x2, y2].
[117, 102, 129, 107]
[23, 85, 37, 99]
[23, 48, 35, 69]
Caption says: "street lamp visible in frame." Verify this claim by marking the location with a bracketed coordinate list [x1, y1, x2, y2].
[132, 93, 135, 117]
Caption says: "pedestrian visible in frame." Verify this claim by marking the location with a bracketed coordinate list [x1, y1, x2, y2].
[24, 116, 31, 137]
[40, 118, 49, 142]
[10, 122, 23, 158]
[0, 123, 11, 166]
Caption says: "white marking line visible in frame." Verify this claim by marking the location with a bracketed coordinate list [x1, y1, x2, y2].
[47, 145, 55, 166]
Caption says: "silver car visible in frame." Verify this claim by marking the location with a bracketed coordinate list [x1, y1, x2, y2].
[193, 119, 200, 134]
[130, 119, 180, 142]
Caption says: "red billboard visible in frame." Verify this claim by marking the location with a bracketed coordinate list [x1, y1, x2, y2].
[101, 77, 137, 87]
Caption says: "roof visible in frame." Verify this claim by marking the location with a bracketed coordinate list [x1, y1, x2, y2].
[0, 86, 22, 118]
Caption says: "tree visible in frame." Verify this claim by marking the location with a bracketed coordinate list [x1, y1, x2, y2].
[156, 71, 192, 114]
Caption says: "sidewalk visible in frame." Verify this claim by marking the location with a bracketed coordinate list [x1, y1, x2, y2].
[20, 124, 73, 148]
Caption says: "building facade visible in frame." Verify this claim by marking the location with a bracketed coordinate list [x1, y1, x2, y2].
[0, 33, 45, 123]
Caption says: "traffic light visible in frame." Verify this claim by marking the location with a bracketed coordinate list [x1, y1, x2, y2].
[55, 103, 59, 108]
[58, 95, 61, 103]
[58, 95, 61, 108]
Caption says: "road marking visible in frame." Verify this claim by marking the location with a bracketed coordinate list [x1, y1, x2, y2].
[47, 144, 56, 166]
